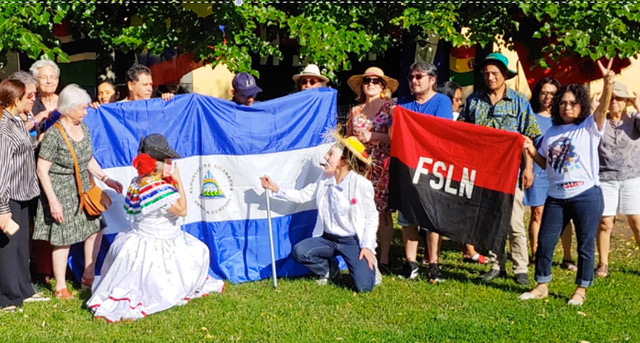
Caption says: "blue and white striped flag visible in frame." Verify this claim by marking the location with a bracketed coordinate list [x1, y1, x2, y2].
[71, 89, 337, 284]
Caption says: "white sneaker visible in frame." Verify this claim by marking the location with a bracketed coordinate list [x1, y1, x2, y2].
[24, 292, 50, 303]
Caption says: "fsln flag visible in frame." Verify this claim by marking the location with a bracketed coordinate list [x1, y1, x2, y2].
[388, 106, 523, 254]
[71, 89, 337, 284]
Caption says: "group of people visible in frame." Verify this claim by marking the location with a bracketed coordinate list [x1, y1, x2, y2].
[0, 50, 638, 320]
[0, 60, 224, 320]
[264, 53, 638, 308]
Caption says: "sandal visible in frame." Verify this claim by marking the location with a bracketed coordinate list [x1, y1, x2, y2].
[54, 288, 74, 300]
[2, 305, 19, 313]
[561, 259, 578, 272]
[568, 292, 586, 306]
[463, 253, 489, 264]
[596, 263, 609, 278]
[519, 287, 549, 300]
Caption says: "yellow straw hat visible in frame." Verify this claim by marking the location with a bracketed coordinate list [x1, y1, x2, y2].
[334, 134, 372, 166]
[347, 67, 399, 99]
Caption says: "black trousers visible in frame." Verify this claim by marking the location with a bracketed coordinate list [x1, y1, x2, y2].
[0, 198, 37, 307]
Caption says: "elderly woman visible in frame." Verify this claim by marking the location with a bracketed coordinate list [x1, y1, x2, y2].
[520, 59, 613, 306]
[261, 135, 380, 292]
[87, 134, 224, 322]
[345, 67, 397, 274]
[595, 81, 640, 278]
[32, 84, 123, 300]
[0, 79, 46, 312]
[525, 77, 576, 271]
[30, 59, 60, 115]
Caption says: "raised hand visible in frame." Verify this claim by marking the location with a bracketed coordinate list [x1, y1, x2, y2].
[597, 58, 615, 85]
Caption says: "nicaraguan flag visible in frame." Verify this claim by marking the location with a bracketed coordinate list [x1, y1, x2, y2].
[70, 89, 337, 283]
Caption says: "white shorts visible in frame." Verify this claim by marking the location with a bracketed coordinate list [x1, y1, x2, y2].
[601, 177, 640, 216]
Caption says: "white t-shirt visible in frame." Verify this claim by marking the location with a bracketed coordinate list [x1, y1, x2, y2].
[539, 115, 604, 199]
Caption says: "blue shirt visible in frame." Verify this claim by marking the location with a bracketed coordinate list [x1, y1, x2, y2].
[459, 87, 541, 139]
[398, 93, 453, 119]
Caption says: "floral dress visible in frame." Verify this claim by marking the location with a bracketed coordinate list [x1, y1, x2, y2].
[347, 99, 395, 211]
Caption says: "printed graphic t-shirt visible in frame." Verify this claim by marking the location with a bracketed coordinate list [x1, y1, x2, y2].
[539, 115, 604, 199]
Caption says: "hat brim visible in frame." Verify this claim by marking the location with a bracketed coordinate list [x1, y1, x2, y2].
[335, 136, 372, 166]
[612, 90, 634, 99]
[347, 74, 399, 98]
[292, 73, 329, 83]
[237, 85, 262, 98]
[480, 59, 518, 80]
[145, 146, 181, 160]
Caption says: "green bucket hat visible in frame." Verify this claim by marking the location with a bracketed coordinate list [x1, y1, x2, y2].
[481, 52, 518, 80]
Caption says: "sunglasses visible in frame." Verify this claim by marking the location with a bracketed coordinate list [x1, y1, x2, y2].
[612, 96, 628, 102]
[407, 73, 430, 81]
[298, 78, 318, 86]
[362, 77, 384, 86]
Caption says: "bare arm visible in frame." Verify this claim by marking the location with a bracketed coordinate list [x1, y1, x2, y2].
[523, 137, 546, 169]
[167, 165, 187, 217]
[88, 157, 123, 193]
[593, 59, 615, 130]
[37, 158, 64, 223]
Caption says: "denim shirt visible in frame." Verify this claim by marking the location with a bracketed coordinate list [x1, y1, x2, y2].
[459, 87, 541, 140]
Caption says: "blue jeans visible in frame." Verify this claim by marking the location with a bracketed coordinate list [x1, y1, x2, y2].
[292, 233, 375, 293]
[535, 186, 604, 287]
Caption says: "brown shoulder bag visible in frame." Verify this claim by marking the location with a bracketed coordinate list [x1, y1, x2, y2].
[54, 122, 111, 216]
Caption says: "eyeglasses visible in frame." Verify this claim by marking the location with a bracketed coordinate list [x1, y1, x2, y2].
[559, 100, 579, 108]
[540, 91, 556, 98]
[362, 77, 384, 86]
[612, 96, 627, 102]
[407, 73, 429, 81]
[298, 78, 318, 86]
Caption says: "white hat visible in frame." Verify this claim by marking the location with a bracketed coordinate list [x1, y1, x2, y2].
[292, 64, 329, 83]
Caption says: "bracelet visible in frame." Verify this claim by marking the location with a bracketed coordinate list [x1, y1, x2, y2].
[101, 175, 109, 182]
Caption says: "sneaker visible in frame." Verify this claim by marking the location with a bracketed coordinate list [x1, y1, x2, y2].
[403, 261, 419, 280]
[24, 292, 50, 303]
[480, 269, 505, 282]
[514, 273, 530, 285]
[428, 263, 444, 282]
[378, 263, 391, 275]
[316, 277, 329, 286]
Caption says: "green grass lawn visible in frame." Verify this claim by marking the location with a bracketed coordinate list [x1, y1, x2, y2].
[1, 226, 638, 342]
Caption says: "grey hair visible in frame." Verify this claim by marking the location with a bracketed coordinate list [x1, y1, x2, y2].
[410, 62, 438, 77]
[8, 71, 38, 87]
[29, 59, 61, 79]
[57, 84, 92, 115]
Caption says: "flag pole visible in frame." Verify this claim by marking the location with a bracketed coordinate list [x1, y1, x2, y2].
[265, 189, 278, 289]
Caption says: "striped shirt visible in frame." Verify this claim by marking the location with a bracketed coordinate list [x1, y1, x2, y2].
[0, 110, 40, 214]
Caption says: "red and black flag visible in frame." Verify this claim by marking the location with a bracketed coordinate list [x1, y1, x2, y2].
[388, 106, 524, 254]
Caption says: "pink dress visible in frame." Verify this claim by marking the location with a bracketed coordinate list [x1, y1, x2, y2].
[348, 99, 395, 212]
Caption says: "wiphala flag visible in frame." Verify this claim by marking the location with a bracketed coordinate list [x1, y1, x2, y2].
[388, 106, 524, 254]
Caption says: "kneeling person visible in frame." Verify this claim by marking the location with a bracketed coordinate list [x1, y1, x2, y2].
[260, 135, 379, 292]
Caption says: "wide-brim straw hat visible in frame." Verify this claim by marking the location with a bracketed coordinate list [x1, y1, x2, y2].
[347, 67, 399, 98]
[332, 132, 372, 166]
[612, 81, 634, 99]
[292, 64, 329, 83]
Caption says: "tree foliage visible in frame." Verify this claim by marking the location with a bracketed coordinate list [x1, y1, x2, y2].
[1, 1, 639, 79]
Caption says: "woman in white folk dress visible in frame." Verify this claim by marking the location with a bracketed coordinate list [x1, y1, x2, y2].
[87, 134, 224, 322]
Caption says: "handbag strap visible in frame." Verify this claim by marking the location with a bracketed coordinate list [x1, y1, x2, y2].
[53, 122, 93, 212]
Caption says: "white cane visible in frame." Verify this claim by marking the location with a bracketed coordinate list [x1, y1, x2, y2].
[265, 189, 278, 289]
